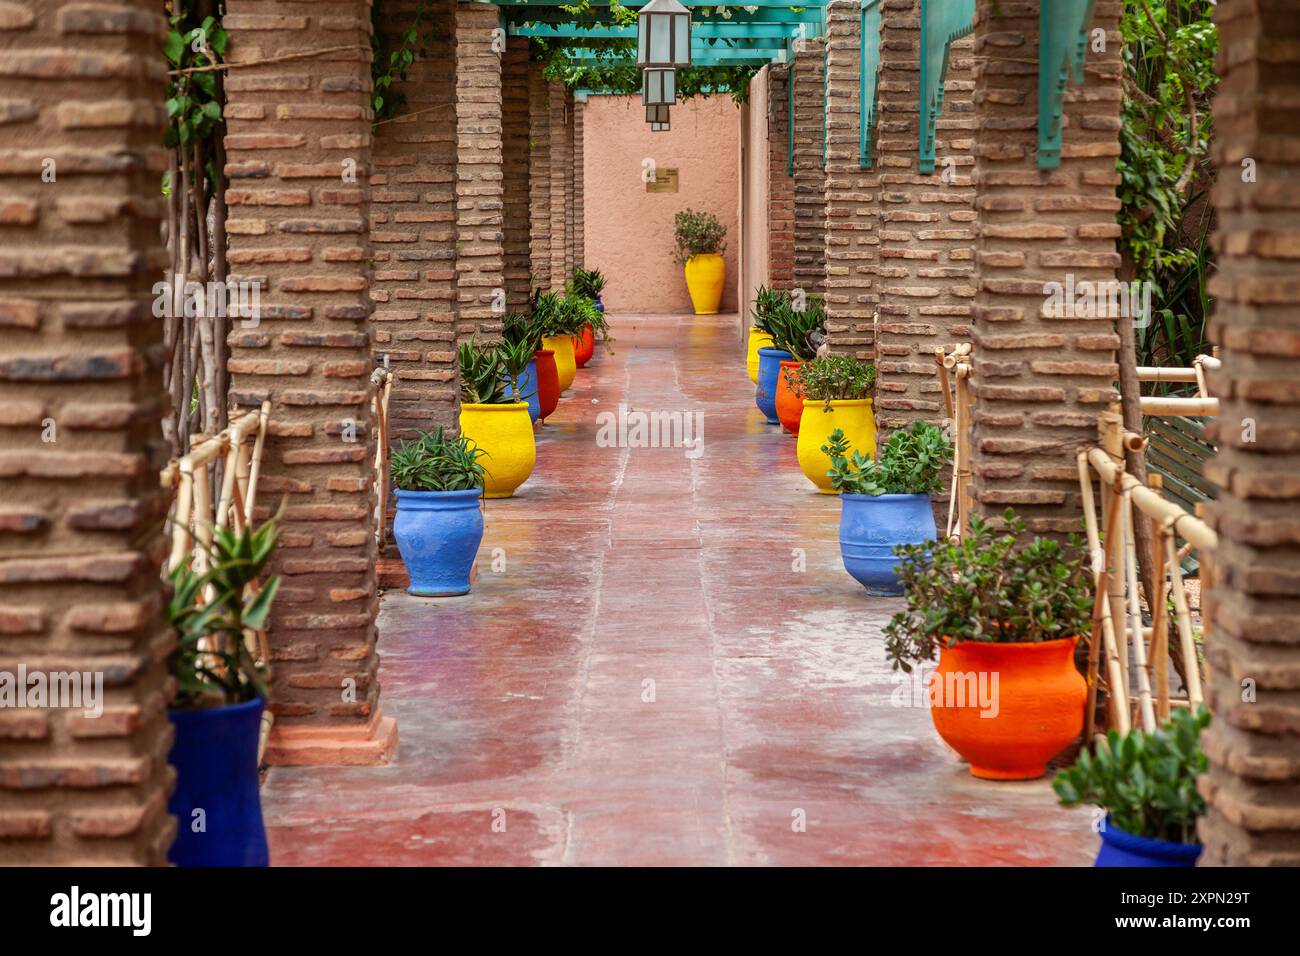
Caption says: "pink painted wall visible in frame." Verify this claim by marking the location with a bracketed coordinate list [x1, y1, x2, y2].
[582, 95, 740, 313]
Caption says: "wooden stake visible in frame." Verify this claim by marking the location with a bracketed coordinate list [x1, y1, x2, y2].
[1149, 474, 1171, 723]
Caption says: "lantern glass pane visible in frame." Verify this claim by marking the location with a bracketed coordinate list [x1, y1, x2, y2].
[673, 15, 691, 66]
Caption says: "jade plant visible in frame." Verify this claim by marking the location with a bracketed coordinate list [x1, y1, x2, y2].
[167, 517, 282, 708]
[457, 339, 512, 404]
[795, 353, 877, 410]
[390, 427, 486, 492]
[1053, 707, 1210, 845]
[822, 421, 952, 496]
[882, 509, 1093, 672]
[672, 208, 726, 264]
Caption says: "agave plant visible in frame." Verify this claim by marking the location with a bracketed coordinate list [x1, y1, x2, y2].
[503, 310, 544, 355]
[751, 285, 787, 333]
[167, 516, 282, 709]
[569, 266, 606, 299]
[390, 426, 486, 493]
[458, 338, 512, 404]
[767, 296, 826, 361]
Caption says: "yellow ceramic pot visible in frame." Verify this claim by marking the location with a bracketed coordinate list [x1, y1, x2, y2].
[684, 253, 726, 315]
[796, 398, 877, 494]
[745, 325, 774, 384]
[458, 402, 536, 499]
[542, 334, 577, 392]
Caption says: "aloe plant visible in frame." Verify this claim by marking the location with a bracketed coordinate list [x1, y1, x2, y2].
[166, 518, 282, 708]
[390, 426, 486, 492]
[569, 266, 606, 299]
[458, 339, 512, 404]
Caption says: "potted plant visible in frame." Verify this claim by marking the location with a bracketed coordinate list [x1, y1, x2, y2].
[794, 354, 877, 492]
[1054, 707, 1209, 867]
[569, 268, 609, 367]
[673, 208, 727, 315]
[533, 290, 595, 392]
[502, 312, 543, 423]
[745, 285, 781, 384]
[823, 420, 952, 594]
[457, 339, 537, 498]
[391, 427, 487, 596]
[884, 510, 1092, 780]
[770, 295, 826, 435]
[166, 518, 282, 866]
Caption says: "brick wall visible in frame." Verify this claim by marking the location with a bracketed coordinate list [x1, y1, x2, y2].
[1199, 0, 1300, 866]
[371, 0, 457, 440]
[967, 0, 1123, 536]
[573, 99, 585, 272]
[548, 81, 572, 290]
[501, 39, 531, 311]
[223, 0, 394, 765]
[0, 0, 175, 864]
[528, 61, 552, 294]
[792, 39, 826, 297]
[875, 2, 975, 435]
[766, 64, 795, 292]
[822, 2, 878, 360]
[453, 0, 505, 341]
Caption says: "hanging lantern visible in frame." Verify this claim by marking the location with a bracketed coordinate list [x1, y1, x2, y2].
[642, 68, 676, 107]
[646, 103, 670, 131]
[637, 0, 691, 69]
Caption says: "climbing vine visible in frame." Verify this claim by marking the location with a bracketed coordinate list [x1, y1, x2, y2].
[1118, 0, 1218, 368]
[371, 0, 442, 123]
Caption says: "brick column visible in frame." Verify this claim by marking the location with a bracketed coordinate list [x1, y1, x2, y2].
[792, 38, 826, 297]
[564, 88, 576, 278]
[822, 2, 877, 361]
[573, 99, 585, 271]
[876, 2, 975, 435]
[548, 80, 571, 289]
[0, 0, 173, 864]
[454, 0, 505, 341]
[967, 0, 1122, 537]
[528, 62, 552, 293]
[371, 0, 458, 441]
[223, 0, 394, 765]
[1199, 0, 1300, 866]
[766, 64, 795, 291]
[501, 39, 531, 311]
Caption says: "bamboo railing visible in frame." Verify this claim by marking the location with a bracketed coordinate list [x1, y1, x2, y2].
[1078, 404, 1215, 738]
[370, 366, 394, 547]
[935, 344, 973, 539]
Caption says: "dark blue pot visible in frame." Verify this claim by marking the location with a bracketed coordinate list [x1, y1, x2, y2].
[755, 347, 792, 424]
[1095, 816, 1202, 867]
[393, 488, 485, 596]
[840, 493, 936, 596]
[507, 359, 541, 423]
[167, 697, 268, 867]
[594, 294, 605, 314]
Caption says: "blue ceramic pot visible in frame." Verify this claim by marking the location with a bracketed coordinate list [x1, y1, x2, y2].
[507, 359, 542, 423]
[1096, 816, 1202, 867]
[594, 294, 605, 314]
[393, 488, 485, 596]
[755, 347, 792, 424]
[839, 493, 936, 595]
[168, 697, 268, 867]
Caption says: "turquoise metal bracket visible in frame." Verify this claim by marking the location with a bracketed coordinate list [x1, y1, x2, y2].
[918, 0, 975, 174]
[858, 0, 882, 169]
[1038, 0, 1098, 169]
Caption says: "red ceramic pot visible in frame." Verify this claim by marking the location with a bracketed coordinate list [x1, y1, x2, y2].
[573, 324, 596, 368]
[774, 360, 804, 435]
[534, 348, 560, 421]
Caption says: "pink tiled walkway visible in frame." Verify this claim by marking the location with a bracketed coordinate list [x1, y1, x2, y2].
[262, 313, 1095, 866]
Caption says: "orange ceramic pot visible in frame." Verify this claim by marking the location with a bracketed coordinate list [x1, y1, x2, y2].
[534, 348, 559, 421]
[929, 637, 1085, 780]
[573, 324, 596, 368]
[774, 361, 804, 435]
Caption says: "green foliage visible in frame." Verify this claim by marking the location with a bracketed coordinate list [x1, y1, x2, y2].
[882, 510, 1094, 672]
[390, 427, 487, 492]
[1054, 707, 1210, 845]
[673, 209, 727, 264]
[796, 354, 877, 408]
[458, 339, 514, 405]
[750, 285, 787, 333]
[371, 0, 441, 123]
[569, 266, 607, 298]
[532, 290, 599, 337]
[163, 10, 227, 181]
[503, 311, 545, 356]
[1119, 0, 1218, 382]
[755, 290, 826, 361]
[166, 518, 281, 709]
[823, 421, 952, 497]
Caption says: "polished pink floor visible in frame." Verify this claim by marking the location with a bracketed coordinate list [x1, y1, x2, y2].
[263, 313, 1095, 866]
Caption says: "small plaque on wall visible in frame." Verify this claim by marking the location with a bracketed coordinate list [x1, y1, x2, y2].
[646, 168, 679, 193]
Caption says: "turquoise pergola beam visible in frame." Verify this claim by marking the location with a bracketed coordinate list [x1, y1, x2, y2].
[918, 0, 975, 174]
[566, 48, 785, 65]
[490, 0, 826, 7]
[509, 23, 804, 40]
[859, 0, 882, 169]
[503, 7, 825, 25]
[1038, 0, 1098, 169]
[543, 34, 789, 49]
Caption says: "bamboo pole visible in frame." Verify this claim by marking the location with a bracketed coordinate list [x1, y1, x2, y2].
[1122, 490, 1157, 730]
[1139, 396, 1219, 417]
[1085, 447, 1218, 552]
[954, 362, 973, 537]
[1166, 528, 1204, 708]
[1135, 366, 1199, 383]
[1078, 450, 1131, 736]
[935, 347, 954, 420]
[1099, 409, 1131, 715]
[1149, 474, 1171, 723]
